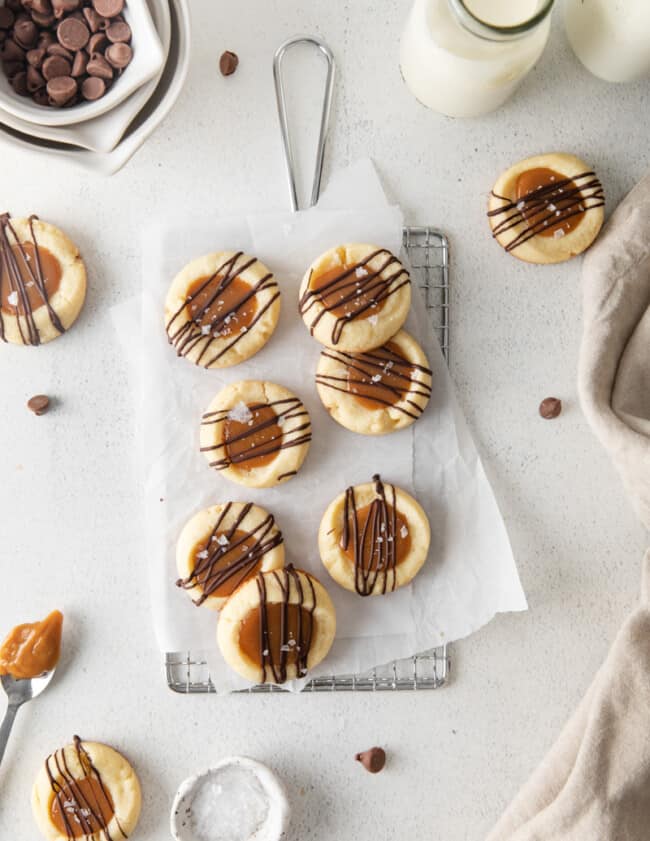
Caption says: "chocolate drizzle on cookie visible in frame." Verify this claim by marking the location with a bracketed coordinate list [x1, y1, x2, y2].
[201, 397, 311, 471]
[0, 213, 65, 345]
[176, 503, 283, 604]
[165, 252, 279, 367]
[342, 474, 406, 596]
[317, 341, 432, 418]
[488, 169, 605, 252]
[46, 735, 125, 841]
[299, 248, 410, 345]
[255, 565, 316, 684]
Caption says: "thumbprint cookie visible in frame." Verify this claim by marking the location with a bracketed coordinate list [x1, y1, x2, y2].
[31, 736, 141, 841]
[316, 329, 432, 435]
[0, 213, 86, 346]
[200, 380, 312, 488]
[299, 244, 411, 352]
[176, 502, 285, 610]
[217, 565, 336, 684]
[488, 153, 605, 264]
[164, 251, 281, 368]
[318, 474, 431, 596]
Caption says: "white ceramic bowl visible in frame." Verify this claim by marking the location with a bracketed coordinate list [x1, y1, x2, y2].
[0, 0, 164, 127]
[170, 757, 291, 841]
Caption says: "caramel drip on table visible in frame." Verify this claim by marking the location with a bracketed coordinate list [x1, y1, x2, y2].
[176, 503, 283, 604]
[201, 398, 311, 471]
[342, 474, 406, 596]
[299, 249, 410, 345]
[165, 252, 279, 366]
[254, 565, 316, 684]
[46, 736, 125, 841]
[0, 213, 65, 345]
[316, 341, 432, 417]
[487, 170, 604, 252]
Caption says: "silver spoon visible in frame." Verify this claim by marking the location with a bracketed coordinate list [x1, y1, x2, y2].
[0, 670, 56, 767]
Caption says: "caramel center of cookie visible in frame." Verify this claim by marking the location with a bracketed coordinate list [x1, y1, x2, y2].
[224, 404, 283, 470]
[515, 168, 584, 239]
[310, 264, 388, 320]
[342, 502, 412, 568]
[186, 274, 257, 338]
[190, 529, 262, 598]
[239, 602, 316, 671]
[0, 243, 61, 315]
[346, 341, 418, 410]
[50, 776, 115, 837]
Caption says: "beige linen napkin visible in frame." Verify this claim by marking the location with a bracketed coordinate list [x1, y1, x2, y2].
[487, 173, 650, 841]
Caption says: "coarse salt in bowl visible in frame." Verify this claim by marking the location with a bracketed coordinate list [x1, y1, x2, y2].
[170, 757, 290, 841]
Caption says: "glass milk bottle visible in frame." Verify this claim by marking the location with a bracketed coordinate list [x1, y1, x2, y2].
[564, 0, 650, 83]
[400, 0, 555, 117]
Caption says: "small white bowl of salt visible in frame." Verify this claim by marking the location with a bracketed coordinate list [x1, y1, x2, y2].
[170, 756, 290, 841]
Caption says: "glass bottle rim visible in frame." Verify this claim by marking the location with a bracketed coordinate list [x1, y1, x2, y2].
[448, 0, 555, 41]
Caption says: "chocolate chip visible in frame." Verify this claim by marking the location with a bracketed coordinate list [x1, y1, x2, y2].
[92, 0, 123, 17]
[47, 42, 73, 60]
[10, 68, 27, 94]
[26, 47, 46, 67]
[37, 31, 56, 50]
[70, 48, 86, 76]
[57, 16, 88, 51]
[86, 51, 112, 79]
[31, 10, 55, 26]
[27, 394, 50, 415]
[0, 6, 15, 29]
[219, 50, 238, 76]
[355, 747, 386, 774]
[82, 7, 101, 32]
[539, 397, 562, 420]
[42, 52, 71, 80]
[2, 59, 23, 77]
[105, 40, 130, 69]
[81, 73, 104, 99]
[32, 86, 49, 105]
[46, 72, 75, 104]
[86, 31, 105, 53]
[27, 0, 54, 15]
[13, 18, 37, 49]
[106, 20, 130, 43]
[51, 0, 80, 18]
[2, 38, 25, 62]
[26, 64, 43, 90]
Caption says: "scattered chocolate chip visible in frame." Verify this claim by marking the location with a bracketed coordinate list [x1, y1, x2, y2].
[46, 73, 76, 104]
[32, 86, 49, 105]
[2, 38, 25, 62]
[26, 46, 46, 67]
[70, 48, 87, 76]
[37, 31, 56, 49]
[42, 52, 71, 80]
[57, 17, 89, 51]
[81, 73, 103, 99]
[219, 50, 238, 76]
[52, 0, 80, 18]
[31, 10, 55, 26]
[87, 31, 106, 53]
[82, 6, 100, 31]
[2, 58, 23, 77]
[10, 68, 27, 94]
[105, 40, 130, 69]
[92, 0, 123, 17]
[46, 41, 73, 60]
[28, 0, 54, 15]
[106, 20, 130, 43]
[27, 394, 50, 415]
[0, 7, 15, 29]
[539, 397, 562, 420]
[12, 18, 37, 49]
[86, 51, 112, 79]
[355, 747, 386, 774]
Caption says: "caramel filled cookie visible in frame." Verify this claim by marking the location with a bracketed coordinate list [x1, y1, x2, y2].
[0, 214, 86, 346]
[217, 565, 336, 684]
[316, 329, 432, 435]
[488, 153, 605, 264]
[31, 736, 141, 841]
[176, 502, 285, 610]
[164, 251, 281, 368]
[200, 380, 312, 488]
[299, 244, 411, 352]
[318, 474, 431, 596]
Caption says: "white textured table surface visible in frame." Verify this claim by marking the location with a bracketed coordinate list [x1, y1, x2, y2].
[0, 2, 648, 839]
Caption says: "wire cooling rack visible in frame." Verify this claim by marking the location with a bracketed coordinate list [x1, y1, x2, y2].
[166, 226, 451, 694]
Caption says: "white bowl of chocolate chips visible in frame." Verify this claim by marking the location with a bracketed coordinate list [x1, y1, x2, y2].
[0, 0, 164, 126]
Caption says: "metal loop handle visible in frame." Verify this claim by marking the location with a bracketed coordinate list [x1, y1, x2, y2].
[273, 36, 336, 212]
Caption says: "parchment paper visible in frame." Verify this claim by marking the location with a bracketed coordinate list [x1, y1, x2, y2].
[139, 160, 527, 692]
